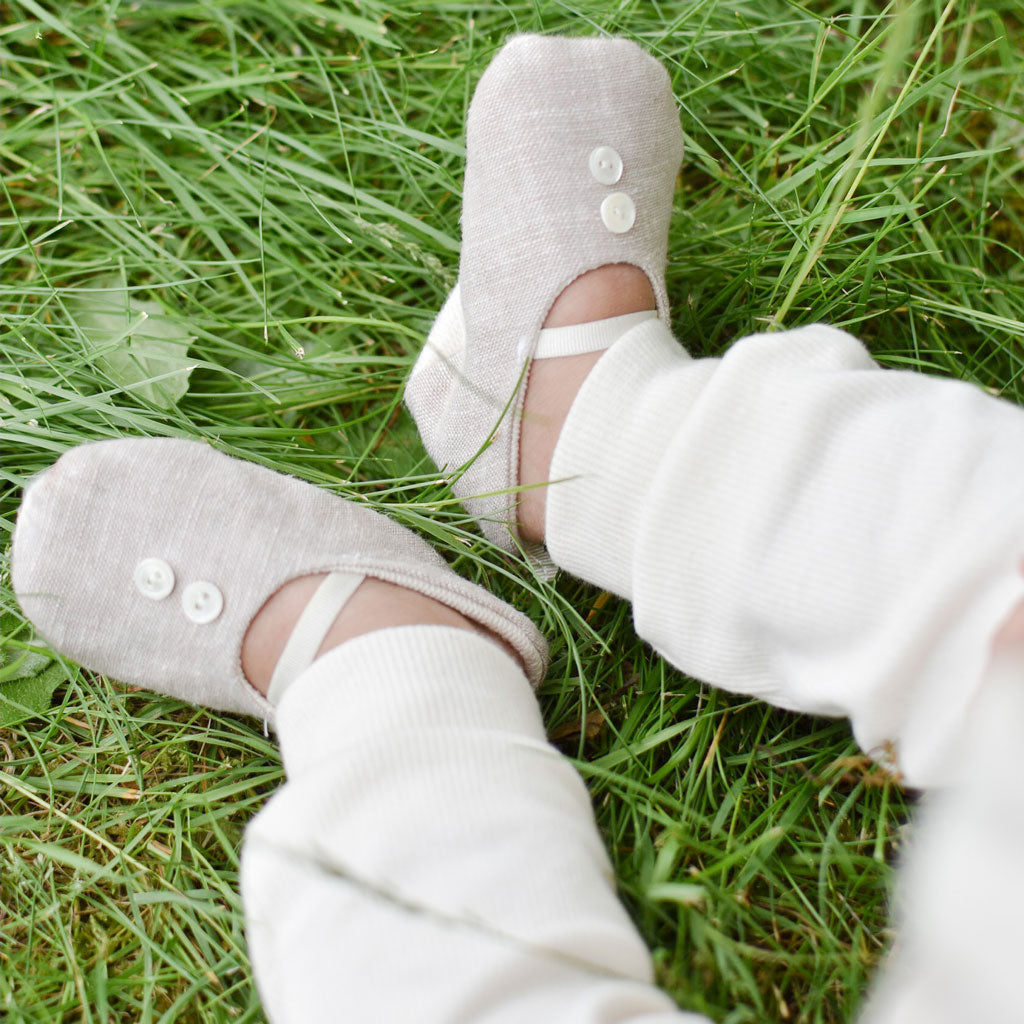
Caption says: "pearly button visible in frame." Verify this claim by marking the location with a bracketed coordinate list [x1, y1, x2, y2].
[588, 145, 623, 185]
[600, 192, 636, 234]
[135, 558, 175, 601]
[181, 580, 224, 625]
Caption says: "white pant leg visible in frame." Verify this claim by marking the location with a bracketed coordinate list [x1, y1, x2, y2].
[546, 319, 1024, 788]
[859, 649, 1024, 1023]
[241, 625, 703, 1024]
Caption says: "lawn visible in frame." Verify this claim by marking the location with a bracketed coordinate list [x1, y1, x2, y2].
[3, 1, 1024, 1021]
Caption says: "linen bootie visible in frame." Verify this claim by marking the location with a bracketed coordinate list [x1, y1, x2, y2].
[12, 438, 548, 722]
[405, 34, 684, 553]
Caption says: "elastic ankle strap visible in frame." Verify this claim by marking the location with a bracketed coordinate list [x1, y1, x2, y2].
[266, 571, 365, 704]
[534, 309, 657, 359]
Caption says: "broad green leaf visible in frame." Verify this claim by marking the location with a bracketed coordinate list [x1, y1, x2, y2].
[0, 663, 66, 727]
[74, 273, 195, 411]
[0, 648, 52, 682]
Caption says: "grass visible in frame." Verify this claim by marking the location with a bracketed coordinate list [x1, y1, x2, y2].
[2, 0, 1024, 1020]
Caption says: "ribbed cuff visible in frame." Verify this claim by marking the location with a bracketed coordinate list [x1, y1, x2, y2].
[274, 625, 545, 780]
[545, 318, 714, 599]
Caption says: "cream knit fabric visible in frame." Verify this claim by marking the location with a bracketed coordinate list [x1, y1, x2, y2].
[239, 627, 1024, 1023]
[547, 318, 1024, 787]
[406, 34, 683, 552]
[860, 648, 1024, 1023]
[242, 626, 703, 1023]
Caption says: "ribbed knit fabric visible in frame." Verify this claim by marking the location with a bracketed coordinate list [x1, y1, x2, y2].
[860, 649, 1024, 1023]
[547, 320, 1024, 787]
[547, 319, 714, 598]
[241, 625, 701, 1023]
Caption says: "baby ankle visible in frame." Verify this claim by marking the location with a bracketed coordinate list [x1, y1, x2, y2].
[242, 576, 515, 700]
[518, 307, 660, 545]
[542, 264, 656, 328]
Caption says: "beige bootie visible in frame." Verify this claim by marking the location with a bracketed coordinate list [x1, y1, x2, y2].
[12, 438, 548, 722]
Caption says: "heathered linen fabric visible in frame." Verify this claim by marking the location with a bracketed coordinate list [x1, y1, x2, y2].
[242, 626, 703, 1023]
[12, 438, 548, 721]
[546, 317, 1024, 788]
[406, 34, 683, 551]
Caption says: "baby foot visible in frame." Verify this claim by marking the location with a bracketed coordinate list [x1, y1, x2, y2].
[406, 34, 683, 554]
[12, 438, 548, 719]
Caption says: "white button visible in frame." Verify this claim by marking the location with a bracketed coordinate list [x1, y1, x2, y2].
[134, 558, 174, 601]
[181, 580, 224, 624]
[588, 145, 623, 185]
[600, 192, 636, 233]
